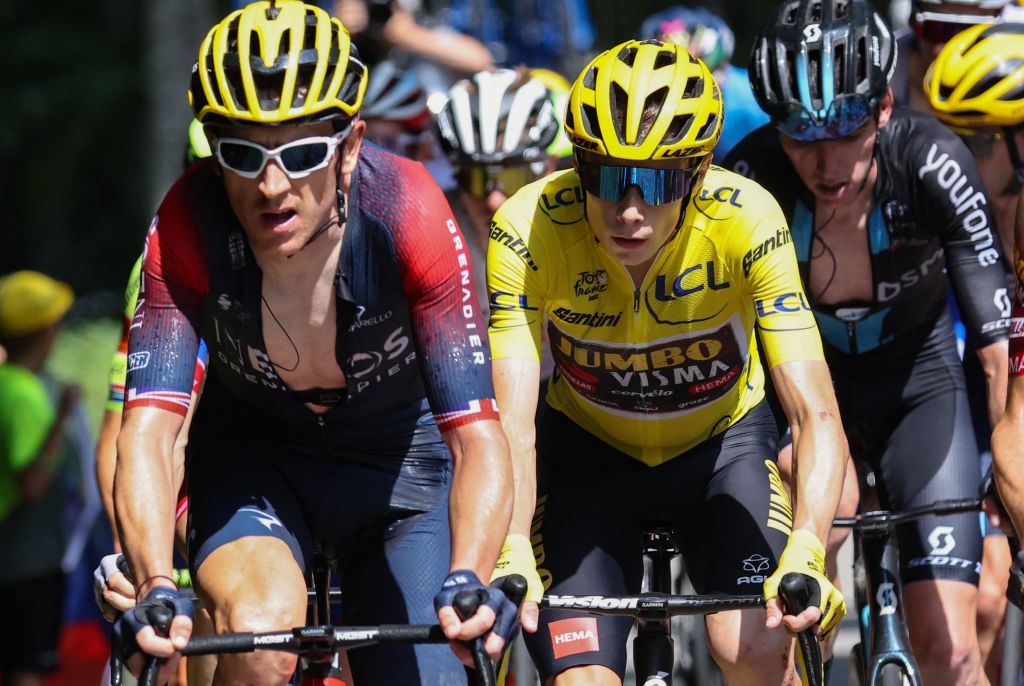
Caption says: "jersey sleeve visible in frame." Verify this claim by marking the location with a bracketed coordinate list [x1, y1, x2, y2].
[390, 163, 499, 432]
[124, 170, 209, 416]
[107, 255, 143, 412]
[731, 185, 824, 367]
[486, 193, 549, 363]
[913, 119, 1011, 347]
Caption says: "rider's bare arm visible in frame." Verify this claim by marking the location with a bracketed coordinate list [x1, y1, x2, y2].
[769, 360, 848, 541]
[493, 357, 541, 540]
[444, 418, 512, 578]
[977, 340, 1009, 429]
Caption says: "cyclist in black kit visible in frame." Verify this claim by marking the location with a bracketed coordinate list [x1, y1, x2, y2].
[726, 0, 1010, 682]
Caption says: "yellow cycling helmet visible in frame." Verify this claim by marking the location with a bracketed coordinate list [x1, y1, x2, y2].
[566, 39, 722, 161]
[925, 23, 1024, 128]
[189, 0, 367, 126]
[530, 68, 574, 159]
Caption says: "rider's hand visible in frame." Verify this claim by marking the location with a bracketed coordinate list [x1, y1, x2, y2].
[93, 554, 137, 622]
[1008, 550, 1024, 611]
[489, 534, 543, 633]
[435, 569, 519, 664]
[981, 466, 1015, 534]
[763, 529, 846, 635]
[112, 584, 194, 683]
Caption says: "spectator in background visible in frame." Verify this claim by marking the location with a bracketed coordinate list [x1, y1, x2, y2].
[640, 6, 770, 159]
[0, 271, 77, 686]
[334, 0, 493, 75]
[431, 0, 596, 77]
[892, 0, 1009, 112]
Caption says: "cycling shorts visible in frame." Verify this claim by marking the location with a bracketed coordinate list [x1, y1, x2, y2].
[832, 350, 983, 586]
[524, 402, 790, 682]
[185, 378, 468, 685]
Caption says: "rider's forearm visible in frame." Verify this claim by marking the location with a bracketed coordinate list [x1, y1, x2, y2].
[114, 411, 181, 592]
[976, 339, 1009, 429]
[96, 409, 123, 551]
[447, 421, 513, 579]
[993, 378, 1024, 537]
[791, 409, 847, 541]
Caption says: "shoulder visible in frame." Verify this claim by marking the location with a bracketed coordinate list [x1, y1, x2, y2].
[694, 166, 783, 219]
[881, 109, 974, 185]
[354, 143, 447, 222]
[497, 169, 586, 232]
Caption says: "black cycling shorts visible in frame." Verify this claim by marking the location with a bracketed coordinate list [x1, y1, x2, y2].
[832, 347, 983, 586]
[523, 402, 789, 682]
[186, 380, 467, 686]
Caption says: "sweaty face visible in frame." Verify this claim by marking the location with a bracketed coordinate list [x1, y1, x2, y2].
[778, 120, 878, 207]
[218, 122, 346, 260]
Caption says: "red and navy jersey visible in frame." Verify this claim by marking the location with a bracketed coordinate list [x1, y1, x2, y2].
[125, 144, 498, 439]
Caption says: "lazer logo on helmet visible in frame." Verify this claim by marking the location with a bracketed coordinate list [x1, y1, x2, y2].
[918, 144, 1000, 267]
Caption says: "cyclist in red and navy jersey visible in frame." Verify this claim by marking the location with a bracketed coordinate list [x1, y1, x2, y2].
[112, 3, 515, 685]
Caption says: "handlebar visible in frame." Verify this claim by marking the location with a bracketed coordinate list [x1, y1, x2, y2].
[832, 497, 981, 530]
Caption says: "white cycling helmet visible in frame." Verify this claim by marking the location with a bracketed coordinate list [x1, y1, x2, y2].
[912, 0, 1010, 10]
[361, 60, 430, 127]
[435, 68, 558, 166]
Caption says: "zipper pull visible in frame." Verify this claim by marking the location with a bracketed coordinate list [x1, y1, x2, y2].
[634, 288, 640, 313]
[316, 415, 325, 428]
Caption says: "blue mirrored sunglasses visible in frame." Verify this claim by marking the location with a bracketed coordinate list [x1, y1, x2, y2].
[577, 158, 702, 205]
[775, 95, 872, 142]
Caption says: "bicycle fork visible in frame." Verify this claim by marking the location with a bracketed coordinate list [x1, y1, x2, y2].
[634, 529, 677, 686]
[858, 528, 921, 685]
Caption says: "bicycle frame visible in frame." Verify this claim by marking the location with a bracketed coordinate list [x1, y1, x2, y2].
[834, 497, 981, 686]
[850, 512, 921, 685]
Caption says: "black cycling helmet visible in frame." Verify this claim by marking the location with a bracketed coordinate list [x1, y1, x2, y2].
[750, 0, 897, 141]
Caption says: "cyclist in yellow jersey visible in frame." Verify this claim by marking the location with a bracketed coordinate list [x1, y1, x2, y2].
[487, 39, 848, 685]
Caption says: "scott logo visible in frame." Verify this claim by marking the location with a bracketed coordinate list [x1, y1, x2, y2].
[996, 288, 1012, 318]
[928, 526, 956, 556]
[876, 582, 897, 616]
[742, 554, 771, 573]
[803, 23, 822, 42]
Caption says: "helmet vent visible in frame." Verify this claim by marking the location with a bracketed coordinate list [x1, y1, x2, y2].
[653, 50, 676, 70]
[856, 36, 868, 88]
[783, 1, 801, 24]
[581, 102, 601, 141]
[682, 75, 703, 98]
[938, 83, 954, 99]
[810, 1, 823, 23]
[694, 112, 718, 142]
[618, 46, 639, 67]
[1000, 79, 1024, 102]
[808, 50, 822, 102]
[583, 66, 598, 90]
[835, 0, 849, 20]
[835, 43, 846, 89]
[665, 114, 693, 143]
[611, 81, 630, 137]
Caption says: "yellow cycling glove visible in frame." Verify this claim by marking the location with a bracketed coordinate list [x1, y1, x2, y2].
[490, 533, 544, 604]
[763, 529, 846, 635]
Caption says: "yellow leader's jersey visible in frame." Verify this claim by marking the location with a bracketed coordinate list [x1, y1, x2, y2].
[487, 166, 824, 466]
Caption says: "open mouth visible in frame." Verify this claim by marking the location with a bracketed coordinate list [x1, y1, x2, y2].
[261, 209, 298, 232]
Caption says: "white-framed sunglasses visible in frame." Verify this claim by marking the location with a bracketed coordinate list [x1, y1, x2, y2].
[213, 127, 351, 180]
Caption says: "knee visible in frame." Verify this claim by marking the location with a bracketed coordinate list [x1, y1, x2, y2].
[709, 628, 790, 681]
[911, 625, 980, 677]
[214, 596, 304, 684]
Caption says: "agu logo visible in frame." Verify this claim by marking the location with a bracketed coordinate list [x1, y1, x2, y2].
[549, 617, 600, 659]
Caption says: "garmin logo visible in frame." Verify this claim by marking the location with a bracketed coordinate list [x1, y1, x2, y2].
[918, 144, 1000, 267]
